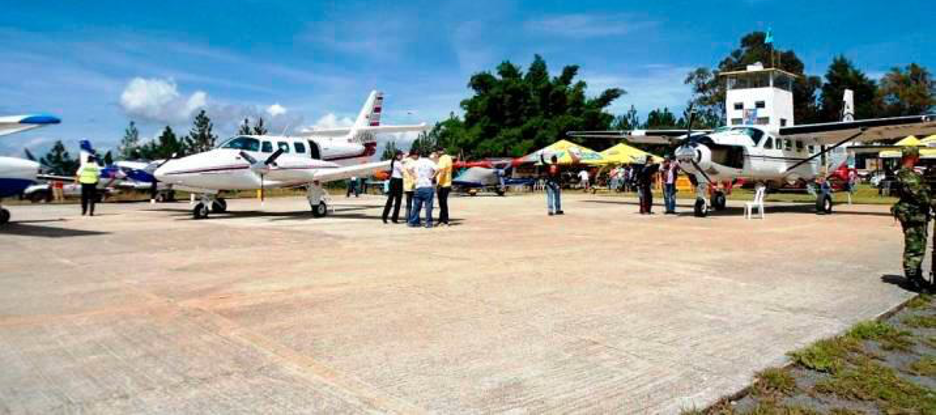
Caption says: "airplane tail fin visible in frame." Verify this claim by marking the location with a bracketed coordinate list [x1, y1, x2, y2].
[841, 89, 855, 122]
[348, 90, 384, 144]
[79, 140, 98, 166]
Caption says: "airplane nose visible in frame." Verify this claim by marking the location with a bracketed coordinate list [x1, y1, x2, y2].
[153, 162, 173, 182]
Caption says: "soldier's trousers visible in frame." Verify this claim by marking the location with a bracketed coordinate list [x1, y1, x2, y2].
[900, 220, 929, 277]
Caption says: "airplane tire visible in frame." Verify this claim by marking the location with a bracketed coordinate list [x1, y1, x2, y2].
[495, 188, 506, 197]
[312, 201, 328, 218]
[713, 192, 727, 211]
[0, 208, 9, 225]
[817, 194, 833, 214]
[694, 198, 709, 218]
[212, 199, 227, 213]
[193, 203, 210, 220]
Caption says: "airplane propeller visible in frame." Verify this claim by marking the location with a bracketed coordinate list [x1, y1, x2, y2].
[239, 149, 285, 203]
[682, 105, 714, 185]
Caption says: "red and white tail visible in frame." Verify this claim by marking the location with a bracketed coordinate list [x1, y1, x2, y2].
[354, 91, 383, 128]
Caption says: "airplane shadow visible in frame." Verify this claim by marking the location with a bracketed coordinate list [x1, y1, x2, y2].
[579, 199, 891, 218]
[0, 222, 109, 238]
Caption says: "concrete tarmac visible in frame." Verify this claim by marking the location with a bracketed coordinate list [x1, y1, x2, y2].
[0, 194, 913, 413]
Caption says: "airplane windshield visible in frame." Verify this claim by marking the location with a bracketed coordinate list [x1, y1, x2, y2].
[220, 136, 260, 152]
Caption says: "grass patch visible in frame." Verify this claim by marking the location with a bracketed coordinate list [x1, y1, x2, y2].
[846, 321, 915, 352]
[745, 402, 819, 415]
[923, 336, 936, 349]
[789, 336, 861, 373]
[906, 295, 932, 310]
[753, 368, 797, 398]
[908, 356, 936, 377]
[827, 409, 865, 415]
[815, 357, 936, 414]
[903, 315, 936, 329]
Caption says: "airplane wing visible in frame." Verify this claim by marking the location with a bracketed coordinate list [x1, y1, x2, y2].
[298, 123, 430, 138]
[779, 114, 936, 144]
[567, 129, 709, 145]
[312, 160, 392, 183]
[0, 115, 61, 137]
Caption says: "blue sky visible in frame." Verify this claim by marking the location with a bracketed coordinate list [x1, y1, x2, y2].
[1, 0, 933, 156]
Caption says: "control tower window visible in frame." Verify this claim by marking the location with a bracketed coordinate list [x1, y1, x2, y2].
[755, 101, 766, 109]
[734, 102, 743, 110]
[731, 118, 743, 126]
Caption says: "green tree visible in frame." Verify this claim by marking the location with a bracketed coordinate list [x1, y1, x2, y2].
[819, 56, 878, 121]
[118, 121, 141, 160]
[878, 63, 936, 116]
[439, 55, 625, 158]
[186, 110, 217, 153]
[644, 108, 681, 129]
[40, 140, 80, 176]
[140, 126, 186, 160]
[612, 105, 641, 130]
[252, 117, 268, 135]
[381, 141, 400, 160]
[237, 118, 252, 135]
[685, 31, 822, 125]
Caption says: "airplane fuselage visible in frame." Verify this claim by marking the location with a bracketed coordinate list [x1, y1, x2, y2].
[675, 126, 823, 187]
[0, 156, 39, 198]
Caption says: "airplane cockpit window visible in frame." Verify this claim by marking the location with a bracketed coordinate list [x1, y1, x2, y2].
[734, 127, 765, 146]
[220, 136, 260, 152]
[261, 141, 273, 153]
[295, 142, 307, 154]
[277, 142, 291, 153]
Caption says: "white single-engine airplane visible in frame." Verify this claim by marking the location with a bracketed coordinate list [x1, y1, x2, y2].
[569, 65, 936, 217]
[0, 114, 61, 225]
[155, 90, 430, 219]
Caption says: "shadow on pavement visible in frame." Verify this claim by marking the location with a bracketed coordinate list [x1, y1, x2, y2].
[580, 199, 892, 217]
[0, 222, 109, 238]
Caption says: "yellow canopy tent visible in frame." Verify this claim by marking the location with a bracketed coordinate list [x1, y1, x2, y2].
[520, 139, 605, 165]
[879, 135, 936, 159]
[584, 142, 664, 165]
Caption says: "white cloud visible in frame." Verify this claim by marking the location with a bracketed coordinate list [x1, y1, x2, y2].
[582, 65, 694, 117]
[266, 103, 287, 117]
[525, 14, 658, 39]
[308, 113, 355, 130]
[119, 77, 206, 124]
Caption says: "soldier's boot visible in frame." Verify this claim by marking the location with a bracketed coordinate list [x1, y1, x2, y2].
[907, 268, 923, 292]
[913, 267, 930, 293]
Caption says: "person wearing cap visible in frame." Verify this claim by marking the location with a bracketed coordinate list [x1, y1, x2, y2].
[75, 155, 102, 216]
[891, 146, 932, 292]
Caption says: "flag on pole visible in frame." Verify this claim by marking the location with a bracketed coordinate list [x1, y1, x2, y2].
[765, 28, 774, 44]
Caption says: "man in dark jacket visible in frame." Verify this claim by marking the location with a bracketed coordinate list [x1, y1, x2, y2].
[637, 156, 659, 214]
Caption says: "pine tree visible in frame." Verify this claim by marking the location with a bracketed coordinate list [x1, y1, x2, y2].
[118, 121, 141, 160]
[879, 63, 936, 117]
[237, 118, 252, 135]
[186, 110, 217, 153]
[40, 141, 80, 176]
[252, 118, 268, 135]
[819, 56, 878, 121]
[381, 141, 400, 160]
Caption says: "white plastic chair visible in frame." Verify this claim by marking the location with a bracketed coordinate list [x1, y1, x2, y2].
[744, 185, 766, 219]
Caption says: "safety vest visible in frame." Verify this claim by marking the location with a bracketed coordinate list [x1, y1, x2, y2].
[78, 163, 101, 184]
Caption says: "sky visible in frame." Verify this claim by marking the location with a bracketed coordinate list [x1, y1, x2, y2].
[1, 0, 934, 157]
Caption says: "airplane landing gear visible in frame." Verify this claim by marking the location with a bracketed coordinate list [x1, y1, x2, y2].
[816, 193, 833, 215]
[712, 191, 727, 211]
[211, 198, 227, 213]
[694, 198, 709, 217]
[0, 207, 10, 225]
[307, 183, 329, 218]
[193, 203, 210, 219]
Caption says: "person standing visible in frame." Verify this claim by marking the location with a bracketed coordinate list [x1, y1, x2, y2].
[540, 153, 563, 216]
[75, 155, 101, 216]
[637, 156, 659, 214]
[892, 147, 932, 292]
[662, 157, 679, 214]
[382, 150, 405, 224]
[346, 176, 360, 198]
[578, 169, 590, 192]
[435, 147, 454, 226]
[402, 152, 417, 220]
[407, 151, 439, 228]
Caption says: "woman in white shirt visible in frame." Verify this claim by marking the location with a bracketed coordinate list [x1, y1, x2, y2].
[382, 150, 405, 224]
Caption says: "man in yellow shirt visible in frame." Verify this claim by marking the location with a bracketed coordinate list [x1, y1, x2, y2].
[402, 152, 417, 221]
[75, 155, 102, 216]
[436, 147, 453, 226]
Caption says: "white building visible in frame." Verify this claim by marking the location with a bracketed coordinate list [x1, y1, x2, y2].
[720, 63, 798, 132]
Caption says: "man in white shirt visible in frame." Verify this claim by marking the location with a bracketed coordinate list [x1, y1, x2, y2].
[407, 151, 439, 228]
[578, 169, 590, 192]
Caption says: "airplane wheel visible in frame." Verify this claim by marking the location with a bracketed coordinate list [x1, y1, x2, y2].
[193, 203, 210, 220]
[312, 201, 328, 218]
[713, 192, 727, 211]
[694, 198, 708, 218]
[0, 208, 10, 225]
[212, 199, 227, 213]
[817, 194, 833, 214]
[495, 188, 506, 196]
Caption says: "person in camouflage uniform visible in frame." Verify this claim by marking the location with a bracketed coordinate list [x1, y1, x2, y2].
[891, 146, 932, 291]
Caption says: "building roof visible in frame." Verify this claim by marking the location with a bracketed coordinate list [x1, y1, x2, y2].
[719, 67, 800, 79]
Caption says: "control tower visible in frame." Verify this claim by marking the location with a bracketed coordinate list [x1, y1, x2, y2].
[720, 63, 798, 132]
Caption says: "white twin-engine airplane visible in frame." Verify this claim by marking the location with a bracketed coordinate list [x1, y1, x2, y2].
[0, 114, 61, 225]
[154, 90, 430, 219]
[569, 65, 936, 217]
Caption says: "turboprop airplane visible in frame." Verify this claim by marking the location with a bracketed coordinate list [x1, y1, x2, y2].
[0, 114, 61, 225]
[154, 90, 430, 219]
[569, 64, 936, 217]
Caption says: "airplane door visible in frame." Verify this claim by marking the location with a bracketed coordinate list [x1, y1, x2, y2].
[307, 140, 322, 160]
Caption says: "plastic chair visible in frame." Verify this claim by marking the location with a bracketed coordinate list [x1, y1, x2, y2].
[744, 185, 766, 219]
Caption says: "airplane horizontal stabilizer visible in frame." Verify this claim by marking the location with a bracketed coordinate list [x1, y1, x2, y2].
[299, 123, 430, 138]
